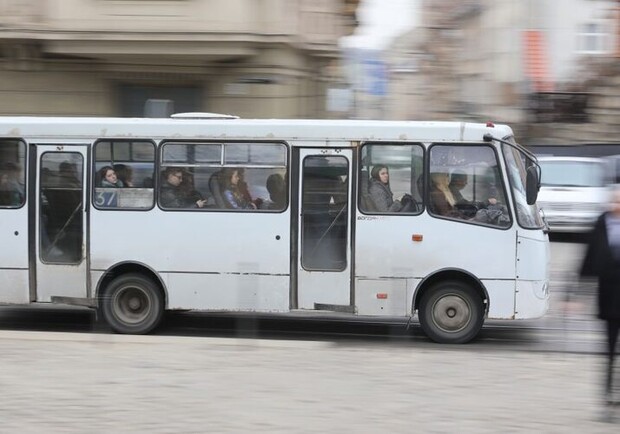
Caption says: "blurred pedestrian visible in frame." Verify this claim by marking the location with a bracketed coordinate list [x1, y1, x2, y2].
[580, 185, 620, 415]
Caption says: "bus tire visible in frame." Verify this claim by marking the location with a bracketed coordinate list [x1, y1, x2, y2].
[418, 281, 484, 344]
[100, 273, 164, 334]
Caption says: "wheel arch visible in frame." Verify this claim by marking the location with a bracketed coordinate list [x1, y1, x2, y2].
[95, 261, 168, 309]
[412, 268, 489, 315]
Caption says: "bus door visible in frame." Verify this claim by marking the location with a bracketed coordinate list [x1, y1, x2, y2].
[0, 139, 29, 303]
[295, 148, 353, 310]
[35, 145, 89, 302]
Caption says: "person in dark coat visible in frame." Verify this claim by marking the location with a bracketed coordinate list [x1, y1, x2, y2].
[581, 186, 620, 409]
[368, 164, 419, 213]
[160, 167, 207, 208]
[369, 165, 402, 212]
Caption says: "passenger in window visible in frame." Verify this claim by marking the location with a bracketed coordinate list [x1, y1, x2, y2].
[0, 162, 25, 206]
[221, 168, 257, 209]
[430, 172, 467, 219]
[59, 161, 81, 187]
[483, 178, 499, 206]
[237, 168, 263, 208]
[113, 164, 134, 187]
[471, 174, 510, 226]
[99, 166, 124, 188]
[369, 165, 413, 212]
[160, 167, 206, 208]
[260, 173, 286, 210]
[449, 170, 470, 204]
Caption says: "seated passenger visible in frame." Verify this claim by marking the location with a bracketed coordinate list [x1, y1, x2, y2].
[113, 164, 134, 187]
[160, 167, 207, 208]
[449, 170, 469, 205]
[59, 161, 81, 187]
[99, 166, 124, 188]
[0, 162, 25, 206]
[221, 168, 257, 210]
[430, 172, 467, 219]
[369, 165, 413, 212]
[260, 173, 286, 210]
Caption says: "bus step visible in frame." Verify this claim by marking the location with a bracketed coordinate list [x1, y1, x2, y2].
[313, 303, 355, 314]
[51, 296, 96, 308]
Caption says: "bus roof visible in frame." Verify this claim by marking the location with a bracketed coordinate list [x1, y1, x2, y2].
[0, 116, 514, 143]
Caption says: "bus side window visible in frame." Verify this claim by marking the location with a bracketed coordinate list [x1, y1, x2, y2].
[93, 140, 155, 210]
[0, 140, 26, 208]
[40, 153, 83, 263]
[359, 143, 423, 214]
[429, 144, 511, 227]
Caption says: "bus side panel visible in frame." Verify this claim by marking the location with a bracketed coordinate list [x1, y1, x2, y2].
[0, 207, 29, 304]
[355, 214, 516, 280]
[90, 209, 291, 311]
[515, 234, 550, 319]
[166, 273, 289, 311]
[0, 270, 29, 304]
[356, 278, 407, 316]
[482, 280, 516, 319]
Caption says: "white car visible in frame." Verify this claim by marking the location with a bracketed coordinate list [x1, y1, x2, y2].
[536, 156, 612, 233]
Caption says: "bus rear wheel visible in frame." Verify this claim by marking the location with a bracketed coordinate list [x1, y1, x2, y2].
[100, 273, 164, 334]
[418, 281, 484, 344]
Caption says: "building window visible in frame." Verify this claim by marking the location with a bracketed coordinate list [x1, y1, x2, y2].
[577, 22, 609, 54]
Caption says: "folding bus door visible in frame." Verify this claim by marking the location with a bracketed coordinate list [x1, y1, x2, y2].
[295, 148, 353, 310]
[35, 145, 89, 301]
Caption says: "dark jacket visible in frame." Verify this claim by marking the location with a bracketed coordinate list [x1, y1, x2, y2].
[368, 179, 401, 212]
[580, 213, 620, 320]
[160, 182, 195, 208]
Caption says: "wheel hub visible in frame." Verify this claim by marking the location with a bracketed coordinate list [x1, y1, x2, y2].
[128, 297, 142, 311]
[432, 294, 471, 333]
[114, 286, 150, 324]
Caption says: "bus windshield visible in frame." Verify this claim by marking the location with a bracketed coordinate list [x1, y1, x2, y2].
[503, 143, 544, 229]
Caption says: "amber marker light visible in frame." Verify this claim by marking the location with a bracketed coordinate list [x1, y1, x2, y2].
[412, 234, 423, 242]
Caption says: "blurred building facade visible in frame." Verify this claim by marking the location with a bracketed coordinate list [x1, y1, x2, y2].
[386, 0, 620, 142]
[0, 0, 359, 118]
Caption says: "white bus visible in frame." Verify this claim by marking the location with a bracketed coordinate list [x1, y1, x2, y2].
[0, 115, 549, 343]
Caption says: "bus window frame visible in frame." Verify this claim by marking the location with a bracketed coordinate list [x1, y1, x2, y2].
[299, 153, 350, 273]
[0, 138, 27, 210]
[39, 150, 85, 265]
[426, 142, 513, 231]
[92, 138, 157, 212]
[357, 141, 425, 216]
[158, 139, 290, 213]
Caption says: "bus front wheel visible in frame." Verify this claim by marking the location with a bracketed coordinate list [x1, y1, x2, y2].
[418, 281, 484, 344]
[100, 273, 164, 334]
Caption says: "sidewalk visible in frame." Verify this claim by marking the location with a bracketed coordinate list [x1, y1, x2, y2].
[0, 330, 617, 433]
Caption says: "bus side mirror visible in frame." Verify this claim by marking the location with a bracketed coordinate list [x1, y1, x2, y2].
[526, 165, 539, 205]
